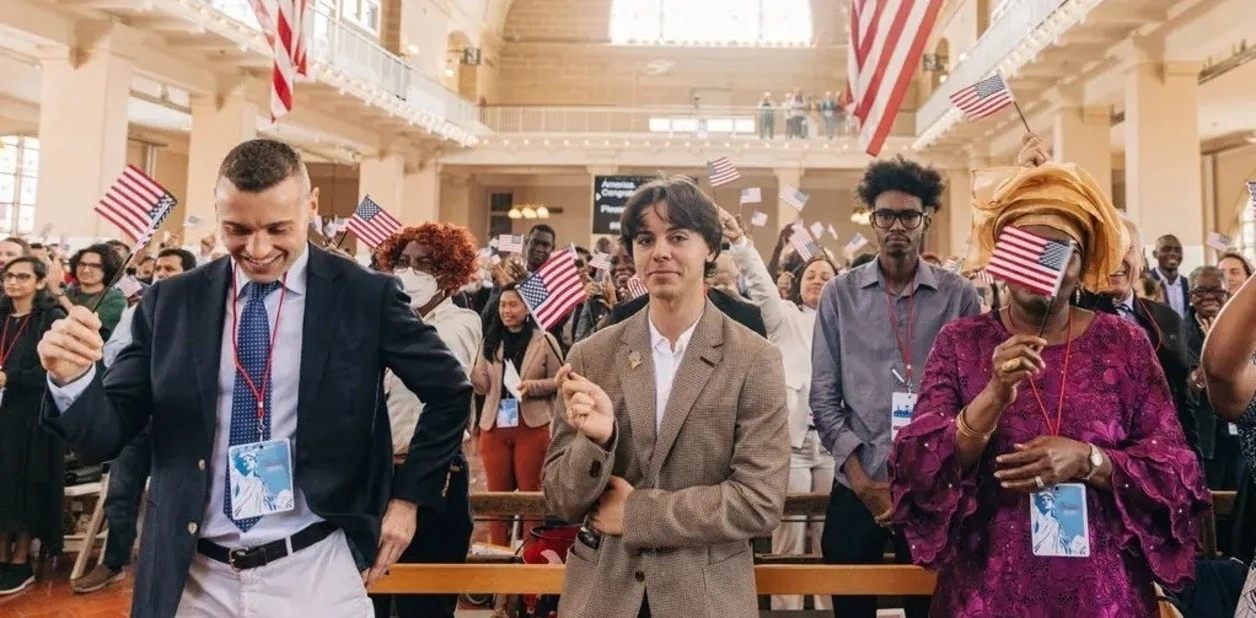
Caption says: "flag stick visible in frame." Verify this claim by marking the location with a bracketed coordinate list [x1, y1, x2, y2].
[532, 314, 567, 363]
[1012, 99, 1032, 134]
[333, 230, 348, 250]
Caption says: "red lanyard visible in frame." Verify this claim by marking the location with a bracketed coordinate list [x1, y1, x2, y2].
[883, 286, 915, 388]
[229, 271, 288, 432]
[1008, 308, 1074, 436]
[0, 313, 32, 368]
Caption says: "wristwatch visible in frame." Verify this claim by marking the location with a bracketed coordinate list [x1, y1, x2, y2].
[1082, 444, 1104, 481]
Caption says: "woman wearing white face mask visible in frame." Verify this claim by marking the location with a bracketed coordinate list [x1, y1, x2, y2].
[371, 223, 482, 618]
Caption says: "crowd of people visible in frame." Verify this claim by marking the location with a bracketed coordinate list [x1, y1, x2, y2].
[756, 90, 849, 140]
[0, 134, 1252, 618]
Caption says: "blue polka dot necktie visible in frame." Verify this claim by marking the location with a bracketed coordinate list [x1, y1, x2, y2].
[224, 280, 282, 532]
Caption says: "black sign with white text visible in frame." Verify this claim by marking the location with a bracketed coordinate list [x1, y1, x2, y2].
[592, 176, 653, 235]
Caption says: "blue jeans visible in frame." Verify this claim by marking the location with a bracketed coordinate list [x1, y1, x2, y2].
[103, 432, 151, 569]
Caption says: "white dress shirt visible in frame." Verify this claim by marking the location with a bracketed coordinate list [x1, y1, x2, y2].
[385, 297, 481, 455]
[51, 248, 322, 548]
[647, 316, 700, 431]
[1153, 267, 1187, 318]
[103, 304, 137, 367]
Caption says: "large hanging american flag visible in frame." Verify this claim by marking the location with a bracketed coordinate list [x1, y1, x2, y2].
[518, 249, 588, 330]
[250, 0, 312, 121]
[345, 195, 402, 249]
[846, 0, 945, 156]
[985, 226, 1075, 298]
[94, 164, 177, 244]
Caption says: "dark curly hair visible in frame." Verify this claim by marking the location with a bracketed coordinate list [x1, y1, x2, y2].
[855, 156, 946, 212]
[69, 243, 123, 288]
[789, 253, 839, 306]
[373, 222, 480, 293]
[619, 175, 722, 278]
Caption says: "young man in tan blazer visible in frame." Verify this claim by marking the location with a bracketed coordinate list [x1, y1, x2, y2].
[541, 176, 790, 618]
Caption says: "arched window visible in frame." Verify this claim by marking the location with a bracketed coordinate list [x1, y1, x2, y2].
[0, 136, 38, 235]
[609, 0, 813, 46]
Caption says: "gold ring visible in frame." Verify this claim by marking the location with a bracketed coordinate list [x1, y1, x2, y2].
[1034, 476, 1045, 490]
[1000, 358, 1022, 373]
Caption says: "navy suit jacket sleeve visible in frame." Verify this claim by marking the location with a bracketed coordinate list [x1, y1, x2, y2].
[380, 277, 474, 512]
[42, 283, 157, 464]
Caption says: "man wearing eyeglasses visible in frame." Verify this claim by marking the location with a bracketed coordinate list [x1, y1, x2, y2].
[1183, 265, 1243, 491]
[810, 157, 980, 618]
[1083, 217, 1200, 459]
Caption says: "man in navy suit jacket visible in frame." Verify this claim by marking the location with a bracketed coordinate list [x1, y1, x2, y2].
[38, 139, 472, 617]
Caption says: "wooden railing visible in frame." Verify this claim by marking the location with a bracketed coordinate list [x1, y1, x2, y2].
[370, 490, 1237, 595]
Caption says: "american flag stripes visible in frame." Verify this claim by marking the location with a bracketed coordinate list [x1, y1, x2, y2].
[740, 187, 762, 204]
[949, 74, 1015, 120]
[250, 0, 312, 121]
[986, 226, 1075, 298]
[345, 195, 402, 249]
[625, 274, 648, 300]
[847, 0, 945, 156]
[93, 164, 177, 244]
[790, 224, 819, 261]
[497, 234, 525, 254]
[706, 157, 741, 187]
[589, 251, 612, 271]
[115, 274, 144, 298]
[779, 185, 809, 212]
[518, 249, 588, 330]
[843, 232, 869, 259]
[971, 269, 995, 286]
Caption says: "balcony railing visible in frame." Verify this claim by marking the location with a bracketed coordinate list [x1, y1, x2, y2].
[480, 105, 870, 139]
[916, 0, 1073, 135]
[199, 0, 478, 131]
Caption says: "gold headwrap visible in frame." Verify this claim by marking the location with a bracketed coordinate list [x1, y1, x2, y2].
[969, 162, 1128, 293]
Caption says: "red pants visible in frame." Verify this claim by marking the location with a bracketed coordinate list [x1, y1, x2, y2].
[478, 423, 551, 546]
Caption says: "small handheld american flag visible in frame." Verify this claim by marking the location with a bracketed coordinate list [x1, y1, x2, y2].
[950, 74, 1015, 121]
[497, 234, 525, 254]
[985, 226, 1074, 298]
[517, 249, 588, 330]
[589, 251, 612, 272]
[789, 224, 819, 261]
[707, 157, 741, 187]
[625, 274, 648, 300]
[971, 269, 995, 287]
[779, 185, 809, 212]
[749, 212, 768, 227]
[345, 196, 402, 249]
[843, 232, 868, 260]
[94, 165, 177, 244]
[115, 275, 144, 299]
[739, 187, 762, 204]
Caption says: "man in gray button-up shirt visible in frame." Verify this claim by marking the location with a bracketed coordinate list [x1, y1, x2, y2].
[810, 157, 980, 618]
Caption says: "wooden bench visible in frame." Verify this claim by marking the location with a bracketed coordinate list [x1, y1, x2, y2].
[372, 563, 938, 595]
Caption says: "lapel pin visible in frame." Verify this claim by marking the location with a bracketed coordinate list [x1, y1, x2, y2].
[628, 350, 642, 369]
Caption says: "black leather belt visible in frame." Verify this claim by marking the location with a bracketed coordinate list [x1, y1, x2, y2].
[197, 521, 338, 571]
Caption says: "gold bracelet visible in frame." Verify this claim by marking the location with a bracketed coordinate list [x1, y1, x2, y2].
[955, 408, 993, 442]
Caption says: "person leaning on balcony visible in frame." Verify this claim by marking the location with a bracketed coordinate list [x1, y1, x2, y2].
[758, 92, 776, 140]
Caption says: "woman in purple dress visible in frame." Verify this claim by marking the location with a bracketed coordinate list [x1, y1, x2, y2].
[888, 158, 1210, 617]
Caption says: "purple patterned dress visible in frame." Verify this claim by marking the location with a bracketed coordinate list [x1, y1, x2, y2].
[889, 312, 1210, 617]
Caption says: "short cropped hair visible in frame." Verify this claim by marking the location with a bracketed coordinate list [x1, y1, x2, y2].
[1189, 265, 1226, 289]
[618, 175, 722, 278]
[526, 223, 556, 241]
[157, 247, 198, 273]
[856, 156, 946, 212]
[1, 237, 30, 255]
[217, 138, 310, 195]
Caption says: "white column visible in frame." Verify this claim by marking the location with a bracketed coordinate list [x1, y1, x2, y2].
[186, 83, 259, 241]
[401, 163, 440, 224]
[1051, 84, 1113, 198]
[356, 151, 406, 257]
[34, 46, 132, 246]
[1123, 45, 1204, 270]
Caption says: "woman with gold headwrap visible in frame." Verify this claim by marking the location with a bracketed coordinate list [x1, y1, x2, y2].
[887, 137, 1209, 617]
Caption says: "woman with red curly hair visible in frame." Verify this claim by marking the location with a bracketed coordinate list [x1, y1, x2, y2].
[371, 223, 482, 618]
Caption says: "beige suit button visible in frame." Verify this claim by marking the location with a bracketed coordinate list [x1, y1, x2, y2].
[634, 571, 645, 582]
[187, 522, 198, 535]
[197, 459, 206, 471]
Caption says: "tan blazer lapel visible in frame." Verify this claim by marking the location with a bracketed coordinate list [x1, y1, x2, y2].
[619, 311, 656, 480]
[518, 330, 543, 377]
[648, 302, 725, 482]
